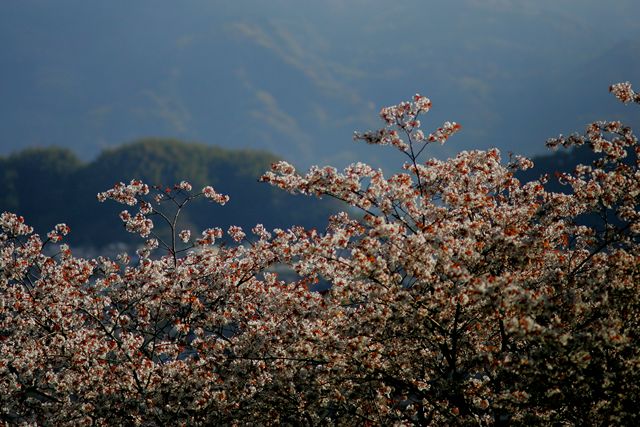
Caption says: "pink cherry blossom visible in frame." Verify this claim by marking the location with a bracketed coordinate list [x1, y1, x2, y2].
[202, 185, 230, 205]
[2, 83, 640, 425]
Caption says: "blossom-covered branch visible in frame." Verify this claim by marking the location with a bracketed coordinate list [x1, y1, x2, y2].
[2, 83, 640, 425]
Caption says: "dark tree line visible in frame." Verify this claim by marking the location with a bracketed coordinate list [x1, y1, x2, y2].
[0, 139, 343, 249]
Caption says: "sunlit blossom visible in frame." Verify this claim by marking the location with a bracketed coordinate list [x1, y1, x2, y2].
[2, 83, 640, 425]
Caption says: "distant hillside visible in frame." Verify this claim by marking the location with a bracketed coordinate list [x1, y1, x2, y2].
[0, 139, 344, 249]
[516, 143, 639, 233]
[518, 142, 638, 193]
[516, 145, 598, 193]
[2, 137, 635, 251]
[1, 1, 639, 169]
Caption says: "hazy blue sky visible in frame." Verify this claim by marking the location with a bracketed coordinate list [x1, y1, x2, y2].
[2, 0, 639, 169]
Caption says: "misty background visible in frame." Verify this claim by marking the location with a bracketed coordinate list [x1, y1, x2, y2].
[2, 0, 639, 170]
[1, 1, 640, 250]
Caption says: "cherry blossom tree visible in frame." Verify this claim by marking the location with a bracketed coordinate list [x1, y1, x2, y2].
[1, 82, 640, 425]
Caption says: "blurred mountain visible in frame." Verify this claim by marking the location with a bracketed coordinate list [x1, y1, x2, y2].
[517, 146, 598, 193]
[0, 140, 344, 249]
[1, 1, 639, 172]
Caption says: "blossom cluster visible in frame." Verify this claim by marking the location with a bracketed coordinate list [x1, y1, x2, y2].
[96, 179, 149, 205]
[0, 212, 33, 237]
[2, 84, 640, 425]
[353, 94, 460, 152]
[609, 81, 640, 104]
[46, 223, 71, 242]
[202, 185, 230, 205]
[427, 120, 462, 143]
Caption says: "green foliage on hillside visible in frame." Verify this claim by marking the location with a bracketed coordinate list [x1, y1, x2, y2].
[0, 139, 343, 248]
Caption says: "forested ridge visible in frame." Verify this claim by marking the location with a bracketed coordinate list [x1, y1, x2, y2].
[0, 139, 343, 249]
[0, 137, 612, 250]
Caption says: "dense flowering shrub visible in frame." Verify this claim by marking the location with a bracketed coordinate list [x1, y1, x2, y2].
[1, 83, 640, 425]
